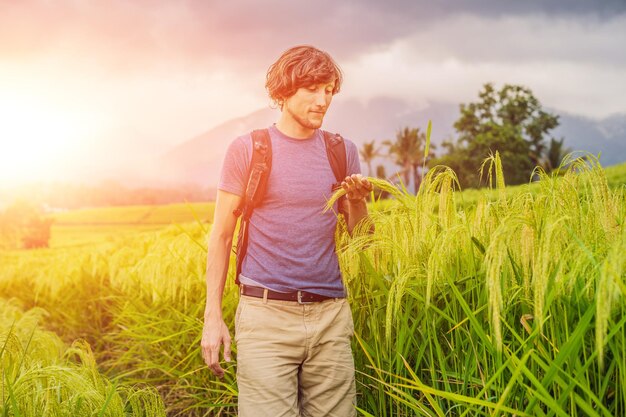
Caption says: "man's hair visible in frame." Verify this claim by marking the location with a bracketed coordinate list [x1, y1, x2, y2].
[265, 45, 343, 108]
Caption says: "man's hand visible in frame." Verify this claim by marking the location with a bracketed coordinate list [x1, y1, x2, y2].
[201, 317, 232, 378]
[341, 174, 373, 202]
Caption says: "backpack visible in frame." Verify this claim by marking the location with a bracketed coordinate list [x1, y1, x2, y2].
[231, 128, 348, 285]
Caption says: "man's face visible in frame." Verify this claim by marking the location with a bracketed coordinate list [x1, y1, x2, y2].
[282, 79, 336, 130]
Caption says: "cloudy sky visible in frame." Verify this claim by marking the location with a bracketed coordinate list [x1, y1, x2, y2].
[1, 0, 625, 186]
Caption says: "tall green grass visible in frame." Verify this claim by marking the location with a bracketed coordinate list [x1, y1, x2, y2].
[0, 298, 165, 416]
[0, 156, 624, 416]
[335, 153, 625, 416]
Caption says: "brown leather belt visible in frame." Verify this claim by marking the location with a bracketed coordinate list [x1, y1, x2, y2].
[239, 284, 338, 304]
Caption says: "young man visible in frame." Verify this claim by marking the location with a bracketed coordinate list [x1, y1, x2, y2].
[201, 45, 372, 416]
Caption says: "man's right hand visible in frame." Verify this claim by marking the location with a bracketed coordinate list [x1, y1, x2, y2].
[201, 317, 232, 378]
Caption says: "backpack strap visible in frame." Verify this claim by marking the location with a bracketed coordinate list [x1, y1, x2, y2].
[323, 131, 348, 217]
[232, 129, 272, 284]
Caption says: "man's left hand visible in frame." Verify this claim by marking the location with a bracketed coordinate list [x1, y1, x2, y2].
[341, 174, 372, 203]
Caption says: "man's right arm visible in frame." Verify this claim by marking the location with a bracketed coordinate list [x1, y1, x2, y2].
[201, 189, 242, 378]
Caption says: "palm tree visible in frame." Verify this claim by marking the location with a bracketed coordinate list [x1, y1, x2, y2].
[384, 127, 434, 191]
[375, 164, 390, 199]
[375, 164, 387, 180]
[359, 140, 380, 177]
[543, 137, 571, 172]
[384, 128, 415, 188]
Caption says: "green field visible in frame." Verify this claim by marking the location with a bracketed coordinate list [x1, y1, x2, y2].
[0, 158, 624, 416]
[45, 202, 215, 248]
[45, 161, 626, 248]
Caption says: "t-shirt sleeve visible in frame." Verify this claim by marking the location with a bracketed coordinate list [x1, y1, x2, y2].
[344, 139, 362, 176]
[218, 135, 251, 197]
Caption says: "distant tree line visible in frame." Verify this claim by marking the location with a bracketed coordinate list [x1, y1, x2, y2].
[0, 183, 219, 250]
[0, 182, 216, 249]
[360, 83, 569, 191]
[0, 181, 216, 211]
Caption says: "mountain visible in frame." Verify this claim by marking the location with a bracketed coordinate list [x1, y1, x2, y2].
[150, 107, 276, 187]
[553, 112, 626, 164]
[151, 97, 626, 188]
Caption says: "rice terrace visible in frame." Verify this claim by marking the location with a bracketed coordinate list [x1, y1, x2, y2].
[2, 2, 626, 416]
[0, 155, 624, 416]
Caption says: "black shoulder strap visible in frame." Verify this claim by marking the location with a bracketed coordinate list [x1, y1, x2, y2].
[323, 131, 348, 216]
[323, 130, 347, 184]
[233, 129, 272, 284]
[233, 130, 272, 219]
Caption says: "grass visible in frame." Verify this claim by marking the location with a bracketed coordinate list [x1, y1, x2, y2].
[334, 154, 625, 416]
[0, 298, 165, 416]
[45, 201, 215, 248]
[49, 202, 215, 225]
[0, 157, 624, 416]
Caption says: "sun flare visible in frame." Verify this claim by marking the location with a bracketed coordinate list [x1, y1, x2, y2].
[0, 91, 94, 186]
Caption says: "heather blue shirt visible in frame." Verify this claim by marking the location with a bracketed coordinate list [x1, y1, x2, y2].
[218, 124, 361, 297]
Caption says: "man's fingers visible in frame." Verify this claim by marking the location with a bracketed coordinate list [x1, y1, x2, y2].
[202, 344, 214, 364]
[201, 321, 232, 378]
[210, 363, 225, 378]
[224, 337, 232, 362]
[208, 348, 225, 377]
[341, 175, 372, 200]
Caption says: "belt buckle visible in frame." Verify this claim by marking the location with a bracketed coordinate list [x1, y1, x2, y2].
[297, 291, 314, 305]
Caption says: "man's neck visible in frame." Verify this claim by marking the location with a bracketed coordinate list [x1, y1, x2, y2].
[275, 115, 316, 139]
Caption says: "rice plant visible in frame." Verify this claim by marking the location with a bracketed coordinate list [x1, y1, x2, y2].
[0, 298, 165, 416]
[334, 153, 625, 416]
[0, 156, 624, 416]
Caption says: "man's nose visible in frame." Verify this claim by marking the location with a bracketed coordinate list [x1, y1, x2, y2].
[314, 91, 328, 107]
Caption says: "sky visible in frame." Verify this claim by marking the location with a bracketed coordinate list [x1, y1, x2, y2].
[1, 0, 625, 187]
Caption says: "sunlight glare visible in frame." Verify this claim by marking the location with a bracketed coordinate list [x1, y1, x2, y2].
[0, 91, 94, 186]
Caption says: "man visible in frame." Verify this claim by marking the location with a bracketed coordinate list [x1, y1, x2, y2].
[201, 45, 373, 417]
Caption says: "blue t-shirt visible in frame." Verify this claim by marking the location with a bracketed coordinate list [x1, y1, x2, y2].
[218, 124, 361, 297]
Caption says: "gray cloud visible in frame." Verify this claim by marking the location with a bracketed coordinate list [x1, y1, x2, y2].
[1, 0, 624, 187]
[360, 0, 626, 20]
[3, 0, 624, 74]
[0, 0, 624, 122]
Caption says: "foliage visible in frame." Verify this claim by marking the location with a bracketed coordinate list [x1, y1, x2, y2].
[359, 140, 382, 177]
[544, 137, 572, 172]
[0, 156, 625, 416]
[335, 154, 624, 416]
[434, 83, 561, 188]
[0, 199, 55, 250]
[0, 299, 165, 416]
[384, 126, 436, 192]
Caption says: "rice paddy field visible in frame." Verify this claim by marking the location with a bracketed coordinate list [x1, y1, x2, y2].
[0, 155, 624, 416]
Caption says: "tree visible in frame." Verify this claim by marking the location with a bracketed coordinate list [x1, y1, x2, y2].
[435, 83, 560, 188]
[0, 199, 54, 249]
[375, 164, 387, 180]
[22, 216, 55, 249]
[542, 137, 571, 172]
[374, 164, 390, 199]
[359, 140, 381, 177]
[384, 127, 435, 192]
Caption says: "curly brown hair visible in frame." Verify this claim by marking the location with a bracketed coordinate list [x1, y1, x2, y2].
[265, 45, 343, 108]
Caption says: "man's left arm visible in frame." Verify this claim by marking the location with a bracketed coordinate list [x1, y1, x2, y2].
[342, 174, 375, 237]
